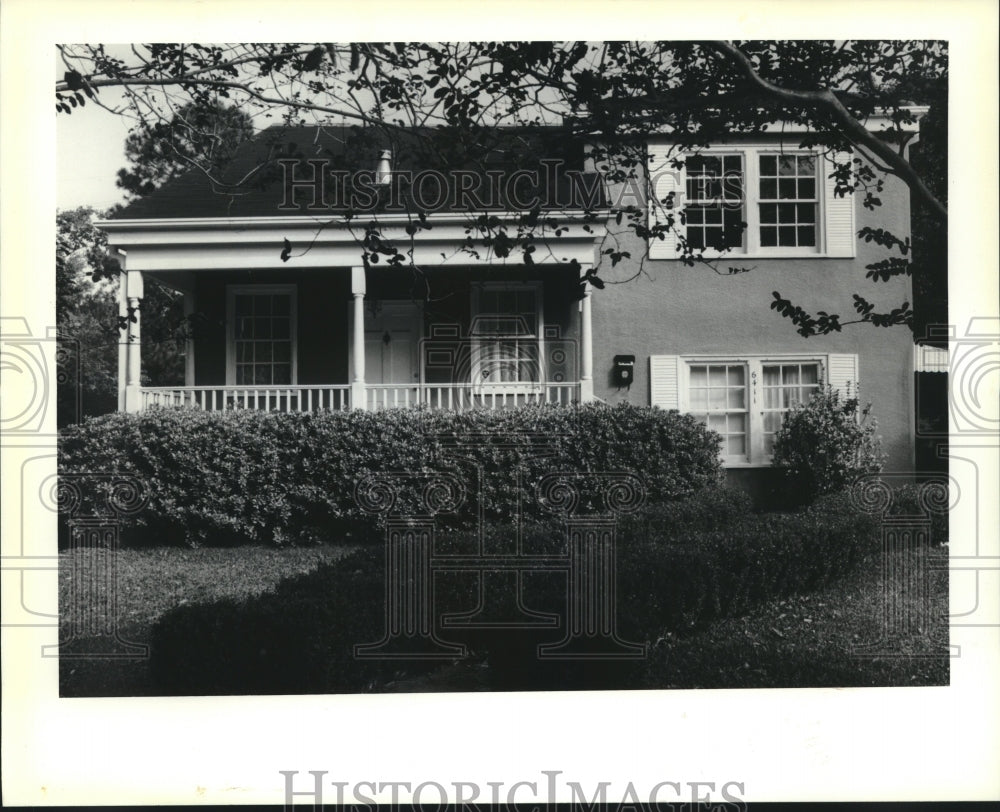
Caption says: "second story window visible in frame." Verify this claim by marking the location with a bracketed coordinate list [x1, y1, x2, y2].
[647, 141, 855, 259]
[758, 154, 818, 248]
[684, 154, 745, 251]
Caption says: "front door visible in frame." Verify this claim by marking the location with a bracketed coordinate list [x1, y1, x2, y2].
[363, 301, 420, 386]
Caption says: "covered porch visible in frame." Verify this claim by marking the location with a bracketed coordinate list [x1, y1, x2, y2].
[104, 213, 602, 413]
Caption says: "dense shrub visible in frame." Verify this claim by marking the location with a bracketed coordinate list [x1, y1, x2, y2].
[771, 385, 886, 504]
[149, 487, 882, 694]
[813, 482, 950, 547]
[619, 484, 754, 539]
[614, 498, 880, 641]
[58, 404, 723, 547]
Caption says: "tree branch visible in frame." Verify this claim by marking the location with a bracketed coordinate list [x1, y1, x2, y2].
[707, 40, 947, 223]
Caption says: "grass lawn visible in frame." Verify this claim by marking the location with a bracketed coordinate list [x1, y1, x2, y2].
[58, 543, 353, 696]
[378, 549, 949, 692]
[631, 551, 949, 690]
[60, 539, 948, 696]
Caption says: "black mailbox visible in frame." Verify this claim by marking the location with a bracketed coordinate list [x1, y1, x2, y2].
[613, 354, 636, 387]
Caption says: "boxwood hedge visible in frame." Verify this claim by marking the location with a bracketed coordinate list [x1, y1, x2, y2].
[58, 403, 724, 547]
[148, 486, 883, 694]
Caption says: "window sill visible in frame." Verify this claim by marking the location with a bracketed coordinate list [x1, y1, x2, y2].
[662, 250, 850, 261]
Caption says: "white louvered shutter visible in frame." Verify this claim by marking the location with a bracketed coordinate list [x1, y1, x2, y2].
[823, 150, 856, 257]
[647, 143, 684, 259]
[649, 355, 681, 409]
[826, 353, 859, 400]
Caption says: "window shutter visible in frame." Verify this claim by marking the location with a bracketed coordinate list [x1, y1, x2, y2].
[649, 355, 681, 409]
[647, 143, 684, 259]
[825, 353, 859, 399]
[823, 150, 856, 257]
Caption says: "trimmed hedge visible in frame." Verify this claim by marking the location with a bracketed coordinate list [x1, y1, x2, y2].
[148, 486, 883, 694]
[58, 403, 723, 547]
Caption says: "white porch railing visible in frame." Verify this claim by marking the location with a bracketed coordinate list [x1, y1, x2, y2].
[366, 382, 580, 411]
[139, 383, 580, 412]
[140, 385, 351, 412]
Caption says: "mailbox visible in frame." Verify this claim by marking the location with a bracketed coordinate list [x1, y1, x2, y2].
[613, 354, 635, 387]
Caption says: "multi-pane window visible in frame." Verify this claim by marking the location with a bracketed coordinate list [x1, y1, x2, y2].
[472, 285, 541, 384]
[648, 143, 856, 259]
[233, 291, 294, 385]
[761, 362, 821, 454]
[681, 358, 825, 464]
[684, 154, 745, 250]
[688, 363, 747, 458]
[758, 155, 818, 248]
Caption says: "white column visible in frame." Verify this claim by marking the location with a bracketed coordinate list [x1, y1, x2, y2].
[123, 270, 144, 412]
[350, 267, 367, 410]
[117, 270, 127, 411]
[183, 291, 196, 387]
[579, 269, 594, 402]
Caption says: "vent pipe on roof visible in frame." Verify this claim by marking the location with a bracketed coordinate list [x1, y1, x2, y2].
[376, 150, 392, 185]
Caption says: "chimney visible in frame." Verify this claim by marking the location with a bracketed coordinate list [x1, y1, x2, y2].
[376, 149, 392, 185]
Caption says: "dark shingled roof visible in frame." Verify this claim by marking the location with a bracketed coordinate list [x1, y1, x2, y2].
[113, 124, 607, 219]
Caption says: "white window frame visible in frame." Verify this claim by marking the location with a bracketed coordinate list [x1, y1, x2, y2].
[469, 281, 545, 392]
[648, 141, 854, 260]
[226, 284, 298, 386]
[679, 354, 825, 466]
[683, 152, 747, 252]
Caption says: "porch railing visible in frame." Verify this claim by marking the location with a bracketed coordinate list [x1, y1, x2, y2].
[140, 385, 351, 412]
[140, 382, 580, 412]
[366, 382, 580, 410]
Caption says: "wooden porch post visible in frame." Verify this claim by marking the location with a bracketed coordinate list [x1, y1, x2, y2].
[117, 267, 127, 411]
[183, 291, 196, 386]
[350, 267, 367, 410]
[123, 270, 144, 412]
[579, 265, 594, 402]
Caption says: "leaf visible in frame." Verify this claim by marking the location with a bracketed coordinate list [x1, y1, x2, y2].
[588, 275, 605, 289]
[64, 70, 84, 91]
[303, 46, 324, 72]
[280, 239, 292, 262]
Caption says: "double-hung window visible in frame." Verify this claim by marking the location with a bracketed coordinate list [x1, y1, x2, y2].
[226, 285, 297, 386]
[687, 363, 748, 459]
[759, 361, 822, 454]
[684, 154, 745, 251]
[647, 141, 855, 259]
[470, 283, 543, 387]
[650, 353, 857, 465]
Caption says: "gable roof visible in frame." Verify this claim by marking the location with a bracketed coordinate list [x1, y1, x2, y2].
[112, 124, 607, 220]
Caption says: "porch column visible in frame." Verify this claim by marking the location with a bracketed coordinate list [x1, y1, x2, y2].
[123, 270, 144, 412]
[117, 268, 127, 411]
[350, 267, 368, 410]
[183, 291, 196, 386]
[579, 266, 594, 402]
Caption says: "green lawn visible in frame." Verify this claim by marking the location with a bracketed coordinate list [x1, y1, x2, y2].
[59, 540, 948, 696]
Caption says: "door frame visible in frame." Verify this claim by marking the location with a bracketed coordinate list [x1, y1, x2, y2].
[348, 297, 424, 384]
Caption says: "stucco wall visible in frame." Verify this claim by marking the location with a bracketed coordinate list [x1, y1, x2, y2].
[591, 165, 915, 474]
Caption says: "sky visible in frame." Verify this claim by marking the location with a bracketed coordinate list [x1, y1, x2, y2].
[56, 80, 132, 211]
